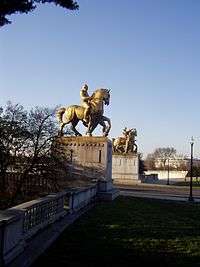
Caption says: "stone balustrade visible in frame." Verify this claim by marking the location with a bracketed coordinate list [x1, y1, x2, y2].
[0, 185, 97, 267]
[70, 186, 97, 211]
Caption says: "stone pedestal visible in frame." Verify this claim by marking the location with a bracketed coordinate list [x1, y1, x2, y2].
[112, 153, 140, 185]
[54, 136, 119, 201]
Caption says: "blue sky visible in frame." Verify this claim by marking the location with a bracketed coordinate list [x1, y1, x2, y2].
[0, 0, 200, 157]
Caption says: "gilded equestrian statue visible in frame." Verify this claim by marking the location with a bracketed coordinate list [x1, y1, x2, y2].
[113, 127, 138, 154]
[56, 86, 111, 136]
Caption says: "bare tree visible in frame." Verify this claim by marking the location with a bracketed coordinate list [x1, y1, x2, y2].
[13, 105, 74, 198]
[145, 153, 156, 170]
[0, 101, 29, 192]
[0, 102, 73, 199]
[12, 106, 59, 197]
[138, 153, 147, 175]
[145, 147, 177, 170]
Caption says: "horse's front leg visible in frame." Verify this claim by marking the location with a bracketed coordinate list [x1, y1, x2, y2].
[86, 120, 99, 136]
[134, 144, 138, 153]
[85, 120, 93, 136]
[101, 116, 111, 136]
[99, 120, 107, 136]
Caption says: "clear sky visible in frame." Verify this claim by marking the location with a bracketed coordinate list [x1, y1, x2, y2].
[1, 0, 200, 157]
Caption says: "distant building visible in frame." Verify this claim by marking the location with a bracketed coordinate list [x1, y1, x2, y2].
[145, 158, 200, 182]
[154, 156, 188, 170]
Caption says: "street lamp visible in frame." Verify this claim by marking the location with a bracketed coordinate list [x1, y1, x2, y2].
[188, 137, 194, 202]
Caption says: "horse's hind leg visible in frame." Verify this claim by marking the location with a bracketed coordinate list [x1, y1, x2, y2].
[71, 119, 82, 136]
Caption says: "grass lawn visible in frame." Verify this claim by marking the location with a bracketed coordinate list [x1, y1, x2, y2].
[32, 196, 200, 267]
[175, 180, 200, 187]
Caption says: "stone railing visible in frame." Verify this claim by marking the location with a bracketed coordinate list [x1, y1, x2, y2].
[70, 186, 97, 211]
[22, 192, 67, 238]
[0, 185, 97, 267]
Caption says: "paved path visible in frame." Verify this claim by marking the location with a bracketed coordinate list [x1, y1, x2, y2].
[116, 184, 200, 202]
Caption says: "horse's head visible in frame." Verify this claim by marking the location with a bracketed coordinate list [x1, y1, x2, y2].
[92, 88, 110, 105]
[103, 89, 111, 105]
[130, 128, 137, 138]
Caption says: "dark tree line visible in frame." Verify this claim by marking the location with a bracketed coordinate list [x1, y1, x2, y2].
[0, 0, 79, 27]
[187, 164, 200, 181]
[0, 101, 71, 201]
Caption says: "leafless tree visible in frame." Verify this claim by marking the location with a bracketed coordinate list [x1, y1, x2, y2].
[145, 153, 156, 170]
[145, 147, 177, 170]
[0, 101, 29, 192]
[0, 102, 72, 201]
[12, 106, 61, 198]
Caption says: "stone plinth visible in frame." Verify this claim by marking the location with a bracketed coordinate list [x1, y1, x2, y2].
[112, 153, 140, 185]
[54, 136, 119, 200]
[54, 136, 112, 180]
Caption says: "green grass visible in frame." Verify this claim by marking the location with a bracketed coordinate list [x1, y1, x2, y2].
[32, 196, 200, 267]
[175, 180, 200, 187]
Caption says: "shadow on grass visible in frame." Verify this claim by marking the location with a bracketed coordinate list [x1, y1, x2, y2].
[32, 196, 200, 267]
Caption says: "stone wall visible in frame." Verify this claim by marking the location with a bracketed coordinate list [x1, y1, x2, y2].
[145, 170, 188, 180]
[0, 186, 97, 267]
[53, 136, 112, 181]
[112, 154, 140, 185]
[53, 136, 119, 201]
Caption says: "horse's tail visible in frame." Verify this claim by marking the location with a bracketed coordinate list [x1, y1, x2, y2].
[56, 107, 66, 123]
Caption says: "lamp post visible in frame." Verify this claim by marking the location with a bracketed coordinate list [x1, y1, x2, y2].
[188, 137, 194, 202]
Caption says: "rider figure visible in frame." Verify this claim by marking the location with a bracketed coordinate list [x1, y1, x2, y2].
[80, 84, 91, 124]
[122, 127, 134, 153]
[122, 127, 129, 138]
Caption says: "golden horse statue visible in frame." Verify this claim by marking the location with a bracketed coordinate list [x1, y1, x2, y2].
[113, 128, 138, 154]
[56, 89, 111, 136]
